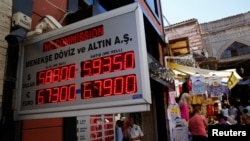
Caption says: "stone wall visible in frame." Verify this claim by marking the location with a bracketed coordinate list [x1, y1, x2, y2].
[200, 11, 250, 59]
[0, 0, 12, 106]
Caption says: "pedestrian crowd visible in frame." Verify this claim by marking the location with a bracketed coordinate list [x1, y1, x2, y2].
[211, 103, 250, 125]
[173, 92, 250, 141]
[114, 95, 250, 141]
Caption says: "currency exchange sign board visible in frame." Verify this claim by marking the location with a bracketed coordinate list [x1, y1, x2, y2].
[15, 3, 151, 120]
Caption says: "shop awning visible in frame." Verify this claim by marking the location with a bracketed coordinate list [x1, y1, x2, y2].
[167, 62, 242, 89]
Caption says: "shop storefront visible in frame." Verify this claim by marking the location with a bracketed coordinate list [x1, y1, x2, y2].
[165, 61, 242, 135]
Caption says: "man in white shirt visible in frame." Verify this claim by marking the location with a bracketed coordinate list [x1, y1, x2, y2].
[127, 117, 144, 141]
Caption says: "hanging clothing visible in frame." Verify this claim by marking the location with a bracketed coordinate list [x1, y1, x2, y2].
[190, 75, 206, 94]
[173, 118, 189, 141]
[207, 84, 229, 96]
[191, 95, 205, 105]
[207, 76, 230, 96]
[169, 91, 177, 104]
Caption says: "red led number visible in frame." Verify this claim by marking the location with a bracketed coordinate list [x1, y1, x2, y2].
[81, 51, 135, 77]
[81, 74, 137, 99]
[37, 64, 76, 85]
[36, 84, 76, 104]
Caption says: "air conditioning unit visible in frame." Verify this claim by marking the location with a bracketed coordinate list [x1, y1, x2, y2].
[12, 12, 32, 31]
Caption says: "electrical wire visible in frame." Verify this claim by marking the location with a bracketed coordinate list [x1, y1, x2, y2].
[45, 0, 73, 24]
[46, 0, 67, 13]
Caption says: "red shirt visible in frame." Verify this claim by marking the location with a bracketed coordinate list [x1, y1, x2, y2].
[189, 114, 207, 137]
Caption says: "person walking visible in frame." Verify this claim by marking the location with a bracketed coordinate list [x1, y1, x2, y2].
[179, 93, 191, 121]
[122, 120, 130, 141]
[221, 104, 229, 117]
[115, 120, 123, 141]
[188, 109, 208, 141]
[127, 117, 144, 141]
[228, 104, 238, 122]
[215, 113, 230, 125]
[240, 108, 248, 125]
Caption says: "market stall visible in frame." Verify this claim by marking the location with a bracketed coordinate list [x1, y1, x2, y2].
[166, 62, 242, 122]
[167, 62, 242, 89]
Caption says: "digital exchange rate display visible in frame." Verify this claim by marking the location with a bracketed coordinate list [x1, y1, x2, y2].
[15, 4, 151, 120]
[36, 52, 136, 104]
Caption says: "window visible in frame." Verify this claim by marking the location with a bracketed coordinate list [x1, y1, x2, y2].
[221, 42, 250, 59]
[145, 0, 159, 17]
[169, 38, 189, 56]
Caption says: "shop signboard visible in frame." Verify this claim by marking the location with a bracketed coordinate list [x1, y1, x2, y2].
[15, 3, 151, 120]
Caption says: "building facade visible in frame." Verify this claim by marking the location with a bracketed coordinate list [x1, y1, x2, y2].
[200, 12, 250, 105]
[164, 19, 204, 67]
[0, 0, 12, 113]
[165, 11, 250, 106]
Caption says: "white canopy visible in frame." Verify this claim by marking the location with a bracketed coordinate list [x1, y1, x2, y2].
[167, 62, 242, 89]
